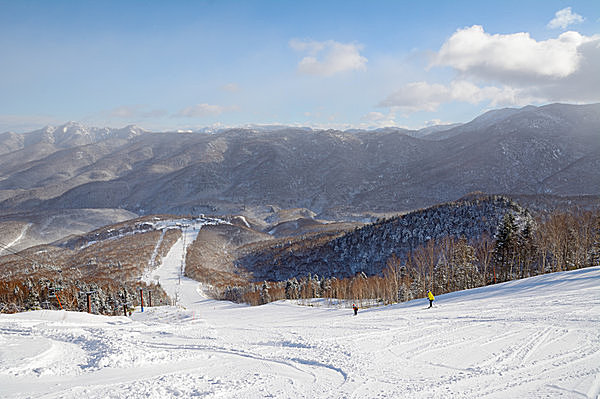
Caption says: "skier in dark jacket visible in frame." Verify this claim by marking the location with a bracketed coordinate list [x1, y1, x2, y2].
[352, 303, 358, 315]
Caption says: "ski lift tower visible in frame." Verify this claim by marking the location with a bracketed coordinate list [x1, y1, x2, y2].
[79, 290, 97, 313]
[48, 286, 64, 310]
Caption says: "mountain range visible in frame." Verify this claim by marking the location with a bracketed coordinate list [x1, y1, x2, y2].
[0, 103, 598, 224]
[1, 104, 599, 309]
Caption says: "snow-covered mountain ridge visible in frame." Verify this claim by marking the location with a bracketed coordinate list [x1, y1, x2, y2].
[0, 103, 598, 217]
[22, 121, 148, 148]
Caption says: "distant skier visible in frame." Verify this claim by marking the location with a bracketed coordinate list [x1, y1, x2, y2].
[352, 303, 358, 316]
[427, 290, 435, 308]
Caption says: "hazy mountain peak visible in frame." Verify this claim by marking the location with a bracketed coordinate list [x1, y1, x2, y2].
[0, 103, 598, 217]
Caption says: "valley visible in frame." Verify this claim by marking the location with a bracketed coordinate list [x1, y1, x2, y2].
[0, 103, 598, 314]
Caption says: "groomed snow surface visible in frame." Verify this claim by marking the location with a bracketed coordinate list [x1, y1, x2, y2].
[1, 224, 598, 398]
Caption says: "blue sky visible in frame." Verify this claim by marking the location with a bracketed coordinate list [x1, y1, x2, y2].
[1, 0, 599, 132]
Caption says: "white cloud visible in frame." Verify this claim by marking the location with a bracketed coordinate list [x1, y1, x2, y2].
[362, 111, 387, 121]
[358, 111, 398, 128]
[548, 7, 584, 29]
[526, 38, 600, 103]
[424, 119, 445, 127]
[433, 25, 596, 82]
[222, 83, 240, 93]
[379, 80, 539, 113]
[177, 103, 228, 118]
[381, 25, 600, 113]
[290, 39, 367, 76]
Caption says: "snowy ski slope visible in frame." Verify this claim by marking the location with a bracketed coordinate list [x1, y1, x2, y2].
[0, 220, 598, 398]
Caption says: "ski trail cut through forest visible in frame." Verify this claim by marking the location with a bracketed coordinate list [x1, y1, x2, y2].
[144, 218, 222, 308]
[0, 223, 31, 255]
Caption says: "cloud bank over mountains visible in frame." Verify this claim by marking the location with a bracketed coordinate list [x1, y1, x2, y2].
[380, 20, 600, 113]
[434, 26, 591, 80]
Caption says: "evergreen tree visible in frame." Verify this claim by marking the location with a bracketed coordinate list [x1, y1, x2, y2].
[320, 277, 332, 298]
[516, 219, 536, 278]
[260, 281, 271, 305]
[451, 237, 482, 290]
[493, 213, 516, 282]
[285, 278, 300, 300]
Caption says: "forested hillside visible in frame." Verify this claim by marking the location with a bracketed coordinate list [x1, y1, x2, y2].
[235, 196, 531, 280]
[216, 196, 599, 306]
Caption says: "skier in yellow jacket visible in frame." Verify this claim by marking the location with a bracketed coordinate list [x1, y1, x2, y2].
[427, 290, 435, 308]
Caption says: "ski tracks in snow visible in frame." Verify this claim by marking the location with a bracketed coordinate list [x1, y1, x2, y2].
[1, 255, 599, 398]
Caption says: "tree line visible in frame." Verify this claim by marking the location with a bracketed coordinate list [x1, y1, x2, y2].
[0, 276, 167, 314]
[214, 209, 599, 306]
